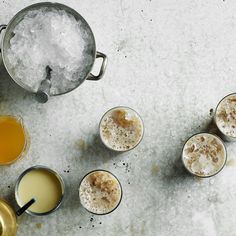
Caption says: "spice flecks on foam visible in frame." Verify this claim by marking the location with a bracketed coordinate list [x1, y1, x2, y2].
[100, 107, 143, 151]
[182, 133, 226, 177]
[216, 94, 236, 138]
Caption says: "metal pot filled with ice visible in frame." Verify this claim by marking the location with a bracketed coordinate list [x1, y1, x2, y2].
[0, 2, 107, 101]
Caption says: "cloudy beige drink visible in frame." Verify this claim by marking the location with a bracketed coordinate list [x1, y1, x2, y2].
[79, 170, 122, 214]
[182, 133, 226, 177]
[17, 167, 64, 214]
[215, 93, 236, 140]
[99, 107, 144, 151]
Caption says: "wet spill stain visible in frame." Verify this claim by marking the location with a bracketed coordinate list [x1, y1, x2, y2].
[75, 139, 87, 151]
[151, 163, 160, 175]
[36, 223, 42, 229]
[227, 159, 236, 167]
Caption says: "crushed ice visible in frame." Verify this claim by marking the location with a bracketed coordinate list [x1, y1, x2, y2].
[6, 8, 93, 94]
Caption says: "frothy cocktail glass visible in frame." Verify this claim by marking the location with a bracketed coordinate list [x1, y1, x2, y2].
[215, 93, 236, 141]
[79, 170, 122, 215]
[182, 133, 227, 177]
[99, 106, 144, 151]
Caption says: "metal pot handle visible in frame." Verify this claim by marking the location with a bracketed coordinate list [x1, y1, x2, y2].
[0, 24, 7, 53]
[87, 51, 108, 81]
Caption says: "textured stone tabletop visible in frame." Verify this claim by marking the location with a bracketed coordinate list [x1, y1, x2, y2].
[1, 0, 236, 235]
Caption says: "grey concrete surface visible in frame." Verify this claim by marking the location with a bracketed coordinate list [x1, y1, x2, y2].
[0, 0, 236, 235]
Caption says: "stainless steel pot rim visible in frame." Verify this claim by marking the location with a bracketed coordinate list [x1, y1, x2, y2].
[1, 2, 97, 96]
[15, 165, 65, 216]
[181, 132, 227, 178]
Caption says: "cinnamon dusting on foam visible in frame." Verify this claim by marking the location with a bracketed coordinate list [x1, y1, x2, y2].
[100, 107, 143, 151]
[216, 94, 236, 138]
[79, 171, 121, 214]
[182, 134, 226, 177]
[112, 110, 137, 129]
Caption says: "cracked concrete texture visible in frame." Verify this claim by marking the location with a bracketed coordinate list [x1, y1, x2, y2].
[1, 0, 236, 235]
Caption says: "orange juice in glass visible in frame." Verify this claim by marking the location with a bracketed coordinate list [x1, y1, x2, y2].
[0, 199, 17, 236]
[0, 115, 29, 165]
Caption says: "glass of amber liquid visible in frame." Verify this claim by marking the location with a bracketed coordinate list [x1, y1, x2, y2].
[0, 115, 29, 165]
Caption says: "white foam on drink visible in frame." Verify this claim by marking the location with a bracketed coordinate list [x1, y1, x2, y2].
[182, 133, 226, 177]
[6, 8, 93, 94]
[100, 107, 144, 151]
[215, 94, 236, 138]
[79, 171, 122, 214]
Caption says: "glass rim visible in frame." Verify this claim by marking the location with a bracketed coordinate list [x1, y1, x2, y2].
[78, 169, 123, 215]
[0, 115, 29, 165]
[214, 92, 236, 139]
[99, 106, 144, 152]
[181, 132, 227, 178]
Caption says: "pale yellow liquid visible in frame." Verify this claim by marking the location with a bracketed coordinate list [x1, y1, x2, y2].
[18, 169, 63, 214]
